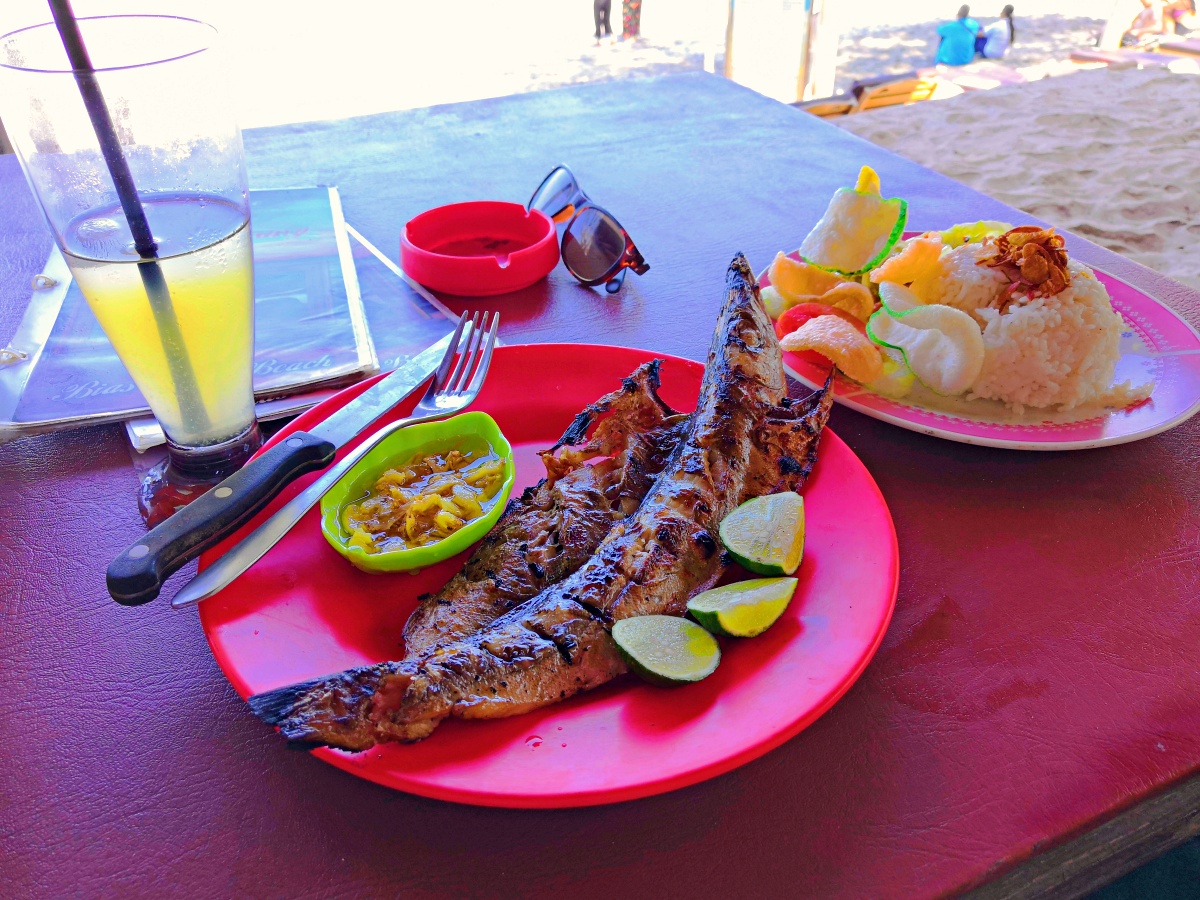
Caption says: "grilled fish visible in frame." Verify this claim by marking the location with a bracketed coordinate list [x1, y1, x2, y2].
[402, 362, 687, 656]
[249, 255, 834, 750]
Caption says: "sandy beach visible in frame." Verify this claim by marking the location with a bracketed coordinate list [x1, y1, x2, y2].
[831, 0, 1108, 92]
[835, 66, 1200, 291]
[3, 3, 1195, 291]
[0, 1, 1117, 127]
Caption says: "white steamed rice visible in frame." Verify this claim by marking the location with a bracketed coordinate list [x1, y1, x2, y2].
[918, 244, 1150, 412]
[920, 242, 1009, 315]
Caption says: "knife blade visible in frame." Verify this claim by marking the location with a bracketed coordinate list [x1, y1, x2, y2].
[106, 333, 456, 606]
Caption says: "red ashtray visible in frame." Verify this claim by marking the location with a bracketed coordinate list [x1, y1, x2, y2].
[400, 201, 559, 296]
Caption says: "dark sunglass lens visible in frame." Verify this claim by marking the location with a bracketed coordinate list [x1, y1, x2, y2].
[561, 207, 625, 282]
[529, 168, 578, 216]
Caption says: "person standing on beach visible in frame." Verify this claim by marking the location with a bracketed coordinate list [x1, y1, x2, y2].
[982, 5, 1015, 58]
[936, 5, 983, 65]
[594, 0, 613, 43]
[622, 0, 642, 41]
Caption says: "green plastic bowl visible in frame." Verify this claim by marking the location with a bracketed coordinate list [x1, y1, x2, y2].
[319, 411, 515, 574]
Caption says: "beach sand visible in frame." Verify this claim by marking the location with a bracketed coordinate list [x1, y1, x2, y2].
[832, 3, 1107, 92]
[834, 67, 1200, 291]
[0, 1, 1111, 128]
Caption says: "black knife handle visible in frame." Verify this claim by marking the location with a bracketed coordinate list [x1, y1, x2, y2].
[107, 431, 337, 606]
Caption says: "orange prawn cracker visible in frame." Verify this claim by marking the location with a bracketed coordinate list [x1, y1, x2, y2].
[817, 281, 875, 322]
[870, 237, 943, 285]
[768, 252, 847, 302]
[779, 316, 883, 383]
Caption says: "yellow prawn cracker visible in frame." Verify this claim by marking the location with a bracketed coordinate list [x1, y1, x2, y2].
[871, 236, 943, 286]
[817, 281, 875, 322]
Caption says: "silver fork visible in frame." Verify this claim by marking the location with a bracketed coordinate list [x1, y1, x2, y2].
[171, 311, 499, 609]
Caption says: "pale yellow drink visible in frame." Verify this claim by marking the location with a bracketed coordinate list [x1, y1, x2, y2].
[62, 194, 255, 447]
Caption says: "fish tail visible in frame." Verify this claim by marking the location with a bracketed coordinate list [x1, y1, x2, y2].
[246, 665, 393, 752]
[246, 679, 317, 726]
[247, 678, 344, 748]
[729, 252, 754, 286]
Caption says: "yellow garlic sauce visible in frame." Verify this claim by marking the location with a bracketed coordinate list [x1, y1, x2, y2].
[341, 437, 505, 554]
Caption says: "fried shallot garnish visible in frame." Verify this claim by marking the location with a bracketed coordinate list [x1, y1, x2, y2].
[978, 225, 1071, 308]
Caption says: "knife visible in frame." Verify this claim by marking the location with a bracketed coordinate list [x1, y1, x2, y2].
[106, 334, 456, 606]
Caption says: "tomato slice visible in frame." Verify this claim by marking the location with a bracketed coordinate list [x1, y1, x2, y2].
[774, 302, 867, 339]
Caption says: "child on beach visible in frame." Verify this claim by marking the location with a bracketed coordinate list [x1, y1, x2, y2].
[936, 6, 983, 66]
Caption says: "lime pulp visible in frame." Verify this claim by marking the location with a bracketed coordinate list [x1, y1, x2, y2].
[718, 492, 806, 576]
[613, 615, 721, 686]
[687, 577, 798, 637]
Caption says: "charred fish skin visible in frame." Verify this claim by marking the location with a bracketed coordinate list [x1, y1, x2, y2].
[401, 363, 685, 656]
[570, 253, 794, 625]
[370, 597, 626, 743]
[550, 358, 675, 454]
[248, 254, 833, 749]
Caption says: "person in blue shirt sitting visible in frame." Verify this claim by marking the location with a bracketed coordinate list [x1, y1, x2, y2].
[936, 5, 983, 65]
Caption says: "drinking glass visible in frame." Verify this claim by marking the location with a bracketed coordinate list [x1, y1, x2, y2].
[0, 15, 259, 525]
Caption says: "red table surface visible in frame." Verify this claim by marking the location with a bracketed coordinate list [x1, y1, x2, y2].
[1, 74, 1198, 898]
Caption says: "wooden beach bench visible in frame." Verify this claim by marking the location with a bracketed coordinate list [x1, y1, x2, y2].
[792, 97, 856, 117]
[853, 76, 943, 112]
[1156, 37, 1200, 58]
[1070, 47, 1200, 73]
[792, 73, 960, 119]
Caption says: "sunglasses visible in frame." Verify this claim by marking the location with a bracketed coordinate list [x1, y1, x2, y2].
[528, 165, 649, 294]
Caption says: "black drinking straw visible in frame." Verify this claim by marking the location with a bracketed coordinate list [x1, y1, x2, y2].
[47, 0, 210, 433]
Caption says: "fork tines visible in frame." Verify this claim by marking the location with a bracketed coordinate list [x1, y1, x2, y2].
[446, 311, 499, 400]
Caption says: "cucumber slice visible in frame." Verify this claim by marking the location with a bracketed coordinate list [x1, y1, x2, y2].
[940, 220, 1013, 247]
[687, 578, 798, 638]
[613, 616, 721, 686]
[867, 303, 985, 396]
[760, 285, 789, 320]
[718, 492, 805, 576]
[863, 346, 915, 399]
[878, 281, 923, 314]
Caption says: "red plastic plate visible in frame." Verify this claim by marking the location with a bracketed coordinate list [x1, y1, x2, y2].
[199, 344, 899, 808]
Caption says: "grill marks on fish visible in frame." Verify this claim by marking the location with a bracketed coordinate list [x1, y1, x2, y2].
[248, 255, 833, 750]
[401, 363, 684, 656]
[379, 599, 625, 741]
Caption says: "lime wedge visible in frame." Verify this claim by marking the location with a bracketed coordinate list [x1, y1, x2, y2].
[687, 577, 798, 637]
[718, 492, 805, 576]
[613, 616, 721, 686]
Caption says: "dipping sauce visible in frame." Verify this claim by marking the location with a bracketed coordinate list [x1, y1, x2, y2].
[341, 439, 506, 554]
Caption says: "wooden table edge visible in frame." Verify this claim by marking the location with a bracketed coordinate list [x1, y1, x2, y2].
[965, 770, 1200, 899]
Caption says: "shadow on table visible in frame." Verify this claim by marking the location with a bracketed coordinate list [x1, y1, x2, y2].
[1089, 837, 1200, 898]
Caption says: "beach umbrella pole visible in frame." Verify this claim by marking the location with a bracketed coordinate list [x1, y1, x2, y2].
[48, 0, 210, 434]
